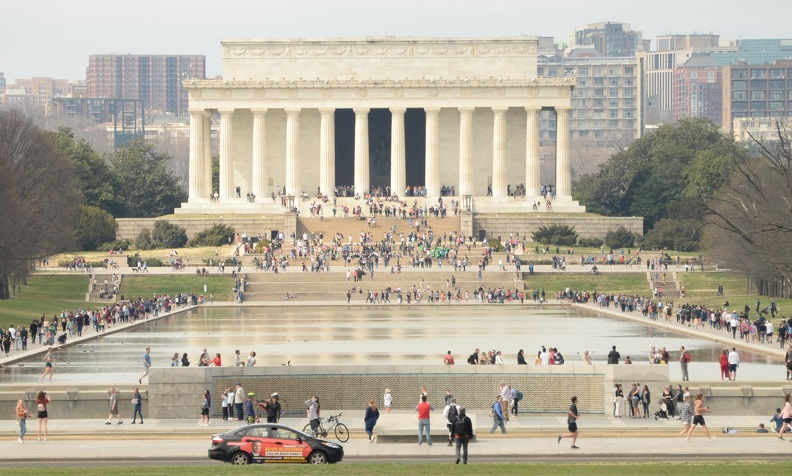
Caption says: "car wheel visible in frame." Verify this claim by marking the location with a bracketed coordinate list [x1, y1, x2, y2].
[231, 451, 250, 465]
[308, 450, 328, 464]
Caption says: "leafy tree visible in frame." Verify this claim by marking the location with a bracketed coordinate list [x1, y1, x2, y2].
[188, 223, 236, 247]
[573, 118, 747, 235]
[0, 111, 80, 299]
[151, 220, 188, 248]
[72, 205, 118, 250]
[135, 228, 154, 250]
[109, 140, 187, 218]
[639, 218, 700, 252]
[49, 127, 120, 214]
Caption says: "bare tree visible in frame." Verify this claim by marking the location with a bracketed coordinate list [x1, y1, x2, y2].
[702, 121, 792, 296]
[0, 110, 80, 299]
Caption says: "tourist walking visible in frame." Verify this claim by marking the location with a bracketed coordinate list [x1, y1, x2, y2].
[720, 349, 731, 380]
[728, 348, 740, 381]
[39, 347, 55, 383]
[685, 394, 715, 441]
[139, 347, 151, 384]
[489, 395, 506, 434]
[15, 399, 31, 443]
[305, 395, 321, 436]
[557, 395, 580, 449]
[607, 345, 620, 364]
[106, 387, 123, 425]
[131, 388, 143, 424]
[364, 400, 380, 443]
[443, 397, 460, 446]
[200, 389, 211, 426]
[35, 391, 49, 441]
[499, 382, 511, 422]
[777, 393, 792, 439]
[453, 407, 473, 464]
[415, 394, 434, 445]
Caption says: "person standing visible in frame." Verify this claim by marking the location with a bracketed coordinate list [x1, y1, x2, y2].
[226, 387, 236, 420]
[131, 388, 143, 424]
[685, 393, 715, 441]
[15, 399, 31, 443]
[443, 397, 460, 446]
[777, 393, 792, 439]
[35, 391, 50, 441]
[106, 388, 123, 425]
[364, 400, 380, 443]
[200, 389, 211, 427]
[720, 349, 731, 380]
[234, 350, 245, 367]
[221, 389, 229, 421]
[557, 395, 580, 449]
[139, 347, 151, 384]
[443, 351, 455, 365]
[728, 347, 740, 381]
[383, 388, 393, 414]
[517, 349, 527, 364]
[607, 345, 620, 364]
[265, 394, 281, 423]
[467, 348, 480, 365]
[452, 407, 473, 465]
[489, 395, 506, 434]
[235, 383, 245, 421]
[498, 382, 511, 422]
[679, 346, 691, 381]
[305, 395, 321, 436]
[415, 394, 434, 445]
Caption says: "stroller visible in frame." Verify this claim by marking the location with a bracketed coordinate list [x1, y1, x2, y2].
[654, 402, 669, 420]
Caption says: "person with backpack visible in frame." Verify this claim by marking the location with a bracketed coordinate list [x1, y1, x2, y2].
[511, 387, 523, 416]
[443, 397, 460, 446]
[680, 346, 692, 381]
[452, 407, 473, 464]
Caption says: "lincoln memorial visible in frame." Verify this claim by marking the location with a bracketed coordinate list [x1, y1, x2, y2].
[177, 36, 588, 217]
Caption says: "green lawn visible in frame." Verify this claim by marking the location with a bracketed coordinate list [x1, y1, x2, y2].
[525, 273, 649, 295]
[0, 274, 102, 328]
[0, 462, 789, 476]
[121, 275, 236, 301]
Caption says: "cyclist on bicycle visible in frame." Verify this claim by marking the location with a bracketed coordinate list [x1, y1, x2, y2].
[305, 395, 321, 435]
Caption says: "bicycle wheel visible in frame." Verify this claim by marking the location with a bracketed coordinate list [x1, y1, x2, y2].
[334, 423, 349, 442]
[278, 398, 287, 417]
[303, 422, 318, 437]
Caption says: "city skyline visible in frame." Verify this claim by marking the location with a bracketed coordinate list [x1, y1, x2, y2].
[1, 0, 791, 82]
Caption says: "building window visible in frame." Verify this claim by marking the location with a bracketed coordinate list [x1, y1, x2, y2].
[732, 69, 748, 79]
[750, 101, 767, 111]
[770, 90, 784, 101]
[770, 68, 785, 79]
[769, 80, 784, 89]
[769, 101, 784, 111]
[751, 90, 766, 101]
[733, 91, 747, 101]
[750, 79, 767, 90]
[750, 69, 767, 79]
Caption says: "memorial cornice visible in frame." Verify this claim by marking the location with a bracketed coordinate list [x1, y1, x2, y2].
[184, 77, 574, 89]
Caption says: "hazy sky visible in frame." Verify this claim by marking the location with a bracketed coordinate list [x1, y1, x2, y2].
[2, 0, 790, 82]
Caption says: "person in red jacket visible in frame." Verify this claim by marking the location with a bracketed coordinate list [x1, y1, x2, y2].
[415, 395, 435, 445]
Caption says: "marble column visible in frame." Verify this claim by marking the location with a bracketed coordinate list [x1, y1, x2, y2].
[491, 107, 508, 197]
[285, 108, 301, 197]
[390, 107, 406, 197]
[353, 108, 370, 196]
[424, 107, 441, 198]
[458, 107, 474, 197]
[218, 109, 234, 199]
[319, 108, 336, 197]
[188, 109, 204, 201]
[202, 112, 212, 197]
[555, 107, 571, 197]
[251, 109, 268, 200]
[525, 106, 541, 197]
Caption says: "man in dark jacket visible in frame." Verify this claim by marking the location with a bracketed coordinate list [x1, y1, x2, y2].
[453, 407, 473, 464]
[265, 394, 281, 423]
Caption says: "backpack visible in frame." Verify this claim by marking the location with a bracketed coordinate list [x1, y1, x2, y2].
[453, 415, 469, 436]
[683, 351, 692, 363]
[467, 354, 476, 365]
[447, 404, 458, 421]
[515, 390, 523, 401]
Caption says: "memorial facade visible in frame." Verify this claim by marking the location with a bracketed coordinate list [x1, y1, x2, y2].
[178, 37, 585, 214]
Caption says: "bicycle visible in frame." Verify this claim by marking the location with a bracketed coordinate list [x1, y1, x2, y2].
[303, 412, 349, 442]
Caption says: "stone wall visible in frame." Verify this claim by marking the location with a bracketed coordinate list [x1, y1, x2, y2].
[0, 387, 146, 420]
[472, 215, 643, 240]
[116, 217, 286, 241]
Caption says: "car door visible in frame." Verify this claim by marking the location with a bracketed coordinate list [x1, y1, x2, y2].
[260, 428, 310, 463]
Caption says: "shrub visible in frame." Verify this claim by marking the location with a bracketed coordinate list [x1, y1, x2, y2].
[99, 239, 133, 252]
[486, 238, 503, 252]
[146, 257, 165, 267]
[604, 226, 638, 249]
[254, 239, 272, 253]
[532, 225, 578, 246]
[188, 223, 236, 247]
[578, 237, 604, 248]
[72, 205, 119, 250]
[135, 228, 154, 250]
[638, 218, 700, 252]
[151, 220, 188, 249]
